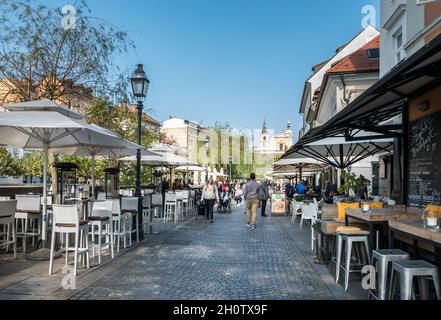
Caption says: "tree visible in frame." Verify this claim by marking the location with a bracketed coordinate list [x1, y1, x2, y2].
[21, 151, 43, 182]
[0, 0, 134, 194]
[0, 147, 23, 177]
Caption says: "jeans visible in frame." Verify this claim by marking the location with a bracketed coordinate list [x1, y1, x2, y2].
[246, 199, 260, 225]
[261, 199, 268, 216]
[204, 199, 215, 221]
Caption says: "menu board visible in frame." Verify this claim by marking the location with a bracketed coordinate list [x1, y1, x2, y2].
[271, 193, 287, 215]
[408, 111, 441, 208]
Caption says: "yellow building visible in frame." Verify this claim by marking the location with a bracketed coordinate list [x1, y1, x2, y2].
[258, 119, 293, 157]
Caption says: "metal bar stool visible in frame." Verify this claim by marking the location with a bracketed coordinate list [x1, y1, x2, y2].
[369, 249, 410, 300]
[389, 260, 441, 300]
[334, 229, 370, 292]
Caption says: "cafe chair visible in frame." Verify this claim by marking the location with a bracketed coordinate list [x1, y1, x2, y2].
[389, 260, 441, 300]
[164, 193, 180, 223]
[121, 197, 139, 243]
[0, 200, 17, 258]
[142, 195, 152, 232]
[49, 205, 90, 277]
[334, 227, 370, 292]
[369, 249, 410, 300]
[299, 203, 317, 229]
[15, 194, 42, 253]
[151, 194, 163, 219]
[0, 197, 11, 200]
[177, 190, 190, 217]
[189, 190, 196, 214]
[290, 199, 302, 223]
[112, 199, 131, 252]
[97, 192, 106, 201]
[88, 200, 114, 264]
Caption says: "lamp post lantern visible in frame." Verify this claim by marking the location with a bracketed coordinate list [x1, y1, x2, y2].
[131, 64, 150, 241]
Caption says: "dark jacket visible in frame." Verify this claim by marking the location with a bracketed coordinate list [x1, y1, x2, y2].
[259, 182, 270, 200]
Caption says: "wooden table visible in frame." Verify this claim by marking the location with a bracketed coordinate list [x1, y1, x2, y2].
[345, 207, 421, 251]
[389, 220, 441, 267]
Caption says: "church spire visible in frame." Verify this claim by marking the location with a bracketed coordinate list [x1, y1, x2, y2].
[262, 118, 267, 134]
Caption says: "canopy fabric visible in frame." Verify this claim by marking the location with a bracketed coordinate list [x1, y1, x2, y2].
[273, 157, 324, 174]
[175, 165, 206, 172]
[0, 111, 129, 150]
[2, 99, 85, 119]
[283, 137, 393, 169]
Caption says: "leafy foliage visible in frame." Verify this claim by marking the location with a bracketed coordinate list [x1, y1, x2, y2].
[0, 147, 23, 177]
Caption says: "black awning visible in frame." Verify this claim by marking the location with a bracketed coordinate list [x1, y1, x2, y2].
[286, 32, 441, 153]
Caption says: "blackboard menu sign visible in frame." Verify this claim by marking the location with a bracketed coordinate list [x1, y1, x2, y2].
[408, 111, 441, 208]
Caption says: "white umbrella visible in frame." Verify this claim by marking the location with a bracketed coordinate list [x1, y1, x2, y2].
[175, 165, 205, 172]
[53, 137, 156, 196]
[0, 105, 138, 257]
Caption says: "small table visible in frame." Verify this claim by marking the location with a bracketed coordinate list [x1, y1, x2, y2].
[389, 220, 441, 267]
[345, 208, 421, 252]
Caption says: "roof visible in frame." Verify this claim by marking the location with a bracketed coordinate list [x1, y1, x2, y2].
[129, 105, 161, 126]
[326, 36, 380, 74]
[284, 32, 441, 152]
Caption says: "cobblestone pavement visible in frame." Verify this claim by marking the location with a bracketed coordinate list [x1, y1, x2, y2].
[68, 205, 366, 300]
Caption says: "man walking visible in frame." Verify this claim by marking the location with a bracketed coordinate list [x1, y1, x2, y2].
[243, 173, 261, 229]
[259, 178, 270, 217]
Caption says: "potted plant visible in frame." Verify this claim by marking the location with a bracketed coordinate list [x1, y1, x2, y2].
[338, 171, 359, 198]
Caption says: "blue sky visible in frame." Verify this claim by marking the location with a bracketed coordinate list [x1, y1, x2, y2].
[45, 0, 380, 142]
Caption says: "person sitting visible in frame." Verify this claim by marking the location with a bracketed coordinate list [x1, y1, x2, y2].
[295, 180, 306, 195]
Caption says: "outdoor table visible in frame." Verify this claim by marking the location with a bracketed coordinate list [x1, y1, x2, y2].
[389, 220, 441, 268]
[345, 207, 421, 252]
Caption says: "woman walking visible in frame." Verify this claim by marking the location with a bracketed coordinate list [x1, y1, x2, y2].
[202, 178, 219, 223]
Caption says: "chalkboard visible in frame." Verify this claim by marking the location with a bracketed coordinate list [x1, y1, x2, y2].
[408, 111, 441, 208]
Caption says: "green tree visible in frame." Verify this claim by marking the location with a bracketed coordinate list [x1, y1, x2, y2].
[0, 0, 134, 193]
[0, 147, 23, 177]
[21, 151, 43, 182]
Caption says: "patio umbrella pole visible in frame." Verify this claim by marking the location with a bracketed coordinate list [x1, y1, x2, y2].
[91, 154, 96, 198]
[26, 141, 62, 261]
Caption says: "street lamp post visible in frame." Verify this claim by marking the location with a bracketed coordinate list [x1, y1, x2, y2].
[130, 64, 150, 242]
[229, 156, 233, 181]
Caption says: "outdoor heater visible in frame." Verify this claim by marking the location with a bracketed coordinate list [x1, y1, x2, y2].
[104, 168, 120, 199]
[54, 162, 78, 204]
[131, 64, 150, 241]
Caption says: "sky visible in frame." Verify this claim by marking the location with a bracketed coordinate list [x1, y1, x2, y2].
[42, 0, 380, 142]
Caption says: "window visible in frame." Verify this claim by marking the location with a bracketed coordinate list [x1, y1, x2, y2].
[279, 143, 284, 151]
[394, 29, 404, 63]
[367, 48, 379, 59]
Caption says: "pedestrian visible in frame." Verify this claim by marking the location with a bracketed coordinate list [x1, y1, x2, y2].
[295, 179, 306, 195]
[259, 178, 270, 217]
[202, 178, 219, 223]
[243, 173, 261, 229]
[242, 178, 250, 213]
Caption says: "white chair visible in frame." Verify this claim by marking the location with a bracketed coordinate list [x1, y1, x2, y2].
[177, 190, 189, 217]
[49, 205, 90, 276]
[0, 200, 17, 258]
[164, 193, 179, 223]
[112, 199, 131, 252]
[291, 199, 302, 223]
[15, 194, 42, 253]
[121, 197, 139, 242]
[299, 203, 317, 230]
[151, 194, 163, 219]
[0, 197, 11, 201]
[88, 200, 114, 264]
[142, 195, 152, 231]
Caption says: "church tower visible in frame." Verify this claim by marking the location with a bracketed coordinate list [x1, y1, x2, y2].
[261, 118, 269, 151]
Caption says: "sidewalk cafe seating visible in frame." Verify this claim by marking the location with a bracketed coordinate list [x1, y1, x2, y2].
[337, 202, 360, 221]
[332, 226, 370, 292]
[15, 194, 42, 253]
[49, 205, 90, 277]
[88, 200, 114, 264]
[290, 199, 302, 223]
[121, 197, 139, 242]
[164, 192, 180, 224]
[0, 200, 17, 258]
[151, 194, 163, 219]
[112, 199, 131, 252]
